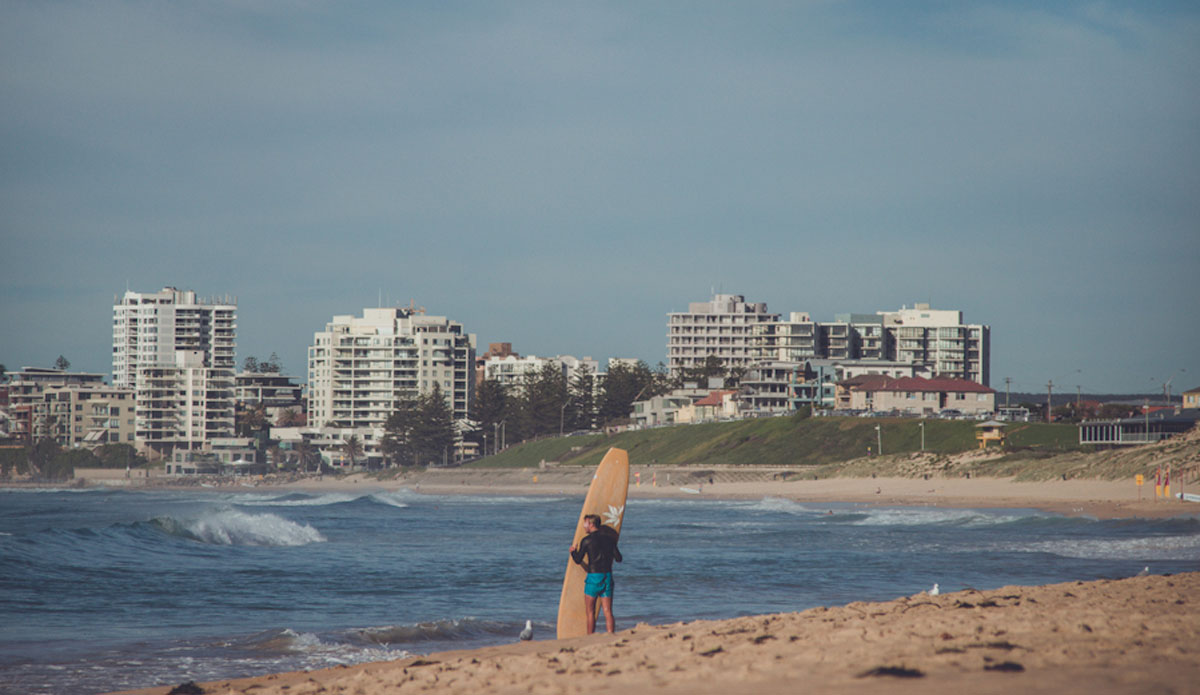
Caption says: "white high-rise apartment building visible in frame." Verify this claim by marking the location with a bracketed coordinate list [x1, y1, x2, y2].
[667, 294, 780, 377]
[112, 287, 237, 454]
[880, 304, 989, 385]
[307, 307, 477, 429]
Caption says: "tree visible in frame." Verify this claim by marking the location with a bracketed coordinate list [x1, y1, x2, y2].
[517, 363, 568, 440]
[413, 383, 456, 466]
[383, 386, 458, 467]
[46, 448, 97, 480]
[0, 364, 7, 383]
[567, 365, 596, 432]
[275, 408, 304, 427]
[295, 440, 322, 474]
[243, 354, 283, 374]
[94, 443, 146, 469]
[53, 355, 71, 371]
[680, 355, 726, 386]
[341, 435, 363, 468]
[238, 403, 268, 437]
[382, 393, 421, 466]
[467, 379, 510, 454]
[599, 360, 657, 426]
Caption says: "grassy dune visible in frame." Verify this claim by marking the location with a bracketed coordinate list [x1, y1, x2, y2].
[471, 415, 1093, 474]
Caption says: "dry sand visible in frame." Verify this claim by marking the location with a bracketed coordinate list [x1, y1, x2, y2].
[117, 572, 1200, 695]
[271, 467, 1200, 520]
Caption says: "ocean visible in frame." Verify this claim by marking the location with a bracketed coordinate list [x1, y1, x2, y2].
[1, 486, 1197, 695]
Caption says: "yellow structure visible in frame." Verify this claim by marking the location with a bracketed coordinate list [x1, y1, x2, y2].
[975, 420, 1007, 449]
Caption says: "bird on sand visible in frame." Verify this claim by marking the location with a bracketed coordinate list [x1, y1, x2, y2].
[519, 620, 533, 641]
[929, 583, 940, 596]
[1137, 566, 1150, 577]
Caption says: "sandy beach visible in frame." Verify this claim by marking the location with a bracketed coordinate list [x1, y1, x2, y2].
[67, 466, 1197, 694]
[257, 466, 1200, 520]
[115, 571, 1200, 695]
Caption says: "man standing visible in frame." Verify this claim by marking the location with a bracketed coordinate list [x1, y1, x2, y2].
[569, 513, 622, 634]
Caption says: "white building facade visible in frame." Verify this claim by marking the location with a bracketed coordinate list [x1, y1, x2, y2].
[307, 307, 477, 429]
[482, 354, 599, 392]
[112, 288, 237, 455]
[667, 294, 780, 377]
[880, 304, 989, 385]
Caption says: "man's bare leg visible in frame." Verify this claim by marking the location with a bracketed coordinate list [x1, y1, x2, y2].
[599, 596, 615, 633]
[583, 594, 598, 635]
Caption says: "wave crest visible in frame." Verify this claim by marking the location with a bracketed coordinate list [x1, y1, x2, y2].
[152, 510, 325, 546]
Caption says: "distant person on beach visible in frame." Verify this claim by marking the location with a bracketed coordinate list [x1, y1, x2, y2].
[569, 514, 622, 634]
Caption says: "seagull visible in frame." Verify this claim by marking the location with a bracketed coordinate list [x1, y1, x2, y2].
[1137, 566, 1150, 577]
[519, 620, 533, 641]
[929, 583, 940, 596]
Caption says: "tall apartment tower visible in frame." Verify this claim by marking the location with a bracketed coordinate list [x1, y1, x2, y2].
[307, 307, 477, 429]
[880, 304, 989, 385]
[112, 288, 237, 454]
[667, 294, 780, 377]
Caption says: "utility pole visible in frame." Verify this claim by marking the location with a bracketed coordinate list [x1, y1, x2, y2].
[1004, 377, 1011, 408]
[1046, 380, 1054, 423]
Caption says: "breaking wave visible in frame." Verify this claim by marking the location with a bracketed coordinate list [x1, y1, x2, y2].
[222, 491, 411, 509]
[151, 509, 325, 546]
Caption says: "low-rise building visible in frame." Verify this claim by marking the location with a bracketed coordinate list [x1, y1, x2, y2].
[34, 384, 137, 448]
[1078, 409, 1200, 446]
[2, 368, 136, 448]
[235, 371, 304, 423]
[677, 390, 739, 423]
[481, 354, 599, 392]
[844, 376, 995, 416]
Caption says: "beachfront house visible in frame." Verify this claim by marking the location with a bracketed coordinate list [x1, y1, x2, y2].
[844, 376, 996, 416]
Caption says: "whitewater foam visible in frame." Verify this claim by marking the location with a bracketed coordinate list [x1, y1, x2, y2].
[1013, 534, 1200, 561]
[850, 507, 1033, 527]
[155, 509, 326, 546]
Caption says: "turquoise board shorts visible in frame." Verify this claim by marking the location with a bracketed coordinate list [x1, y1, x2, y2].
[584, 572, 614, 598]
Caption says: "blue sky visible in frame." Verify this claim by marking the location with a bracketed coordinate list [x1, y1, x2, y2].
[2, 2, 1197, 395]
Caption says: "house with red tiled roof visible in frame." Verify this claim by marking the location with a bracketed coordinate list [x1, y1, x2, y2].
[677, 390, 739, 424]
[845, 376, 995, 416]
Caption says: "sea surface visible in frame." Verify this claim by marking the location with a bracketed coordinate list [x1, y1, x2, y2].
[1, 486, 1197, 695]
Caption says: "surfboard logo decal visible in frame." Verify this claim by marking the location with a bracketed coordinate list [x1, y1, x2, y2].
[604, 504, 625, 530]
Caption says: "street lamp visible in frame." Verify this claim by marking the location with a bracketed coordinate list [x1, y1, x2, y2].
[918, 421, 925, 452]
[875, 424, 882, 456]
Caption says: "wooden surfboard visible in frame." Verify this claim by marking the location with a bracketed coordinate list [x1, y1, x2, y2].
[556, 447, 630, 639]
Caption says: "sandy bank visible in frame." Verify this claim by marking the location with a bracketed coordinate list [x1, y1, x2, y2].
[268, 467, 1199, 520]
[115, 572, 1200, 695]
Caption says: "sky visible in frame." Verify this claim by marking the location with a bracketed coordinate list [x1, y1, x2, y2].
[2, 1, 1198, 396]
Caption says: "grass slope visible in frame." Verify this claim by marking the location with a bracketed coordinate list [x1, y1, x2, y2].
[473, 416, 1084, 472]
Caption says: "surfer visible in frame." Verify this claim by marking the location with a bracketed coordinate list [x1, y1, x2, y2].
[569, 514, 622, 634]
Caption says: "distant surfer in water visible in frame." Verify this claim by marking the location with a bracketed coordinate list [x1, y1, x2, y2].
[569, 514, 622, 634]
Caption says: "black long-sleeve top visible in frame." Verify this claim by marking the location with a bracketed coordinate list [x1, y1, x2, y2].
[570, 526, 622, 574]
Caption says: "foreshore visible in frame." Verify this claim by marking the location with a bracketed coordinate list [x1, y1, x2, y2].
[251, 467, 1198, 520]
[28, 465, 1199, 519]
[114, 571, 1200, 695]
